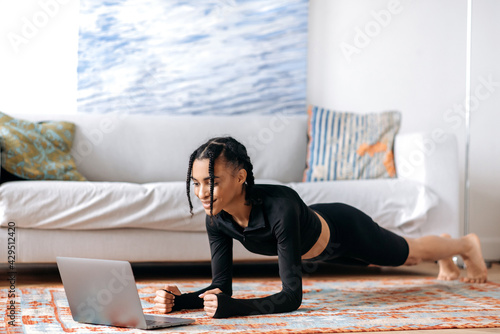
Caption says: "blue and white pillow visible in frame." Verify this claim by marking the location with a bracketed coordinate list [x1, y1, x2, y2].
[303, 106, 401, 181]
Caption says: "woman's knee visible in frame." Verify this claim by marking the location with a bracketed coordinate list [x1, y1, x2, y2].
[404, 238, 422, 266]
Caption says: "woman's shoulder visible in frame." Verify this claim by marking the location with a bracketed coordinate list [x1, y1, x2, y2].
[252, 184, 304, 211]
[253, 183, 300, 200]
[253, 184, 305, 230]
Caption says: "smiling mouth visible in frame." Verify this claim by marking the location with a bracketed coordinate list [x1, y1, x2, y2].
[201, 199, 216, 209]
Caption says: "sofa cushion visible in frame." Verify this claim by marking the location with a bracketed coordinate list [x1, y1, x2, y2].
[0, 179, 436, 237]
[0, 180, 206, 232]
[288, 179, 438, 237]
[0, 112, 86, 183]
[303, 106, 401, 181]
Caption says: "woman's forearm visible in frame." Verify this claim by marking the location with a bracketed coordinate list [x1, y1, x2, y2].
[172, 284, 229, 311]
[213, 290, 301, 318]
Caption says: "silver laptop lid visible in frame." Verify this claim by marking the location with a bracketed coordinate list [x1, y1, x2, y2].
[56, 257, 148, 329]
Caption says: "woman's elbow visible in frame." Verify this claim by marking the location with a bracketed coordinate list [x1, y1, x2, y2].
[286, 295, 302, 312]
[293, 298, 302, 311]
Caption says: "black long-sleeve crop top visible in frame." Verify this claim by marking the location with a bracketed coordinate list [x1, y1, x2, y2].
[171, 184, 322, 318]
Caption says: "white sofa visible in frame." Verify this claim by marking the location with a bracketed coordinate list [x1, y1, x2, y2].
[0, 113, 459, 264]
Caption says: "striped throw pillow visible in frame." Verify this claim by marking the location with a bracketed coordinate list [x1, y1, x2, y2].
[303, 106, 401, 181]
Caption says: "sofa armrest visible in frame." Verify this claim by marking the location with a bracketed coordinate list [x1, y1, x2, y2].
[0, 138, 2, 182]
[394, 132, 460, 237]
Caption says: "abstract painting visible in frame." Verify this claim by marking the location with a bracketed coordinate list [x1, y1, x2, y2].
[77, 0, 309, 115]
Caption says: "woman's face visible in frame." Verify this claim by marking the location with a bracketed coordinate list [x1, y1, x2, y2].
[191, 157, 246, 216]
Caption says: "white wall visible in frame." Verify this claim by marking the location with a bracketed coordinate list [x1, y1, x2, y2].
[307, 0, 467, 134]
[469, 0, 500, 260]
[308, 0, 500, 260]
[0, 0, 79, 115]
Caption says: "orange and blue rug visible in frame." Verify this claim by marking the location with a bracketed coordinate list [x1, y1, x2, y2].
[2, 278, 500, 333]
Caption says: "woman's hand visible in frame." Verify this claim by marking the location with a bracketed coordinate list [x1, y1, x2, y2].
[199, 288, 222, 317]
[154, 285, 181, 314]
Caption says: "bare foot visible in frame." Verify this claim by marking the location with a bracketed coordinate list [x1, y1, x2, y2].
[461, 233, 488, 283]
[437, 234, 461, 281]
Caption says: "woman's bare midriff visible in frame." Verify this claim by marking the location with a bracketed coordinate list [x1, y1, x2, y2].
[301, 210, 330, 260]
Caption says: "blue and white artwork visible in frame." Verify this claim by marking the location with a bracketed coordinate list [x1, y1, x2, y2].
[77, 0, 309, 115]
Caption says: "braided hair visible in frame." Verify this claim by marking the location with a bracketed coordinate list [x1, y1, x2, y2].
[186, 137, 256, 224]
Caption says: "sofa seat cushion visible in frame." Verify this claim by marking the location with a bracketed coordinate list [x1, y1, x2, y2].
[288, 179, 438, 237]
[0, 181, 207, 232]
[1, 179, 437, 237]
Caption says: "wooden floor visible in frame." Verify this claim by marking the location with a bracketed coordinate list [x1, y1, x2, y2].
[2, 261, 500, 333]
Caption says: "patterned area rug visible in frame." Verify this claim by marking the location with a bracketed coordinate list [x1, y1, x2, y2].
[2, 278, 500, 333]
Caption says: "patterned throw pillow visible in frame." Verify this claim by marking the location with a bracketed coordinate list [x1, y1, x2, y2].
[303, 106, 401, 181]
[0, 111, 86, 183]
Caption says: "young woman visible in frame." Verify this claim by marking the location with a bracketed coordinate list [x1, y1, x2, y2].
[154, 136, 488, 319]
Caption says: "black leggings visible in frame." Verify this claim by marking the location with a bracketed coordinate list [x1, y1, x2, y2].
[307, 203, 409, 267]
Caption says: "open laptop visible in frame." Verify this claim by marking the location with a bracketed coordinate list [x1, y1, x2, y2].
[56, 257, 195, 330]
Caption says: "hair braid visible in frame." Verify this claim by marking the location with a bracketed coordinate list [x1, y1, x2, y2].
[207, 151, 215, 225]
[186, 151, 197, 216]
[207, 144, 224, 224]
[242, 157, 255, 204]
